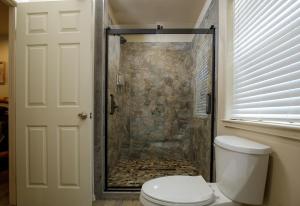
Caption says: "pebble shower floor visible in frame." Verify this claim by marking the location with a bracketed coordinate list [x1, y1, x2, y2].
[108, 159, 199, 187]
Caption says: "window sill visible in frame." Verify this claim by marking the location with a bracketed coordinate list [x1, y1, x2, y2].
[222, 119, 300, 142]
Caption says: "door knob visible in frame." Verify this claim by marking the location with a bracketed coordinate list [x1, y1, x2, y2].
[78, 112, 88, 120]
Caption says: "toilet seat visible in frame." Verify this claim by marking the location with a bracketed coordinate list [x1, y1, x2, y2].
[141, 176, 214, 206]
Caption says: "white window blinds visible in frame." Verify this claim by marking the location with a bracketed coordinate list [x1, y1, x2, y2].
[232, 0, 300, 123]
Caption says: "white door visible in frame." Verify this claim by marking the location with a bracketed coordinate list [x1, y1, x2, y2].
[16, 1, 93, 206]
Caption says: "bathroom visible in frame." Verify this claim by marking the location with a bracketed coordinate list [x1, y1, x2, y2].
[93, 0, 300, 205]
[1, 0, 299, 206]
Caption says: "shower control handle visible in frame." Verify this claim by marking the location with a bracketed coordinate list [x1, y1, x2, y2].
[110, 94, 119, 115]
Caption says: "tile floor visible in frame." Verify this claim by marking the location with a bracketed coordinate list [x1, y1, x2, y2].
[94, 200, 141, 206]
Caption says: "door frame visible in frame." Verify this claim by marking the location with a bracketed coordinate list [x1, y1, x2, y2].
[104, 26, 216, 192]
[1, 0, 17, 205]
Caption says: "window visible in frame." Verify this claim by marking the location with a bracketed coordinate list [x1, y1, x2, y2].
[231, 0, 300, 124]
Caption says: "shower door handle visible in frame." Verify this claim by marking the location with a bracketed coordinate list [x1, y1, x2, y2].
[110, 94, 119, 115]
[206, 93, 212, 114]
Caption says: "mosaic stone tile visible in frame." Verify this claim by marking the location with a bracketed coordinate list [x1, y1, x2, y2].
[108, 159, 199, 187]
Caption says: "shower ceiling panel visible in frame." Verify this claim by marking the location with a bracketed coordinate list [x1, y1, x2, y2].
[109, 0, 206, 28]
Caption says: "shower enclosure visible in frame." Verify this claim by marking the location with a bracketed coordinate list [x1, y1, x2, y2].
[105, 26, 216, 191]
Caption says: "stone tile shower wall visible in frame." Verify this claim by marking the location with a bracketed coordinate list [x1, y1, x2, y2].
[118, 42, 194, 161]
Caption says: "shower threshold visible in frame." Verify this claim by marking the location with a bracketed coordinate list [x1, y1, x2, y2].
[108, 159, 199, 188]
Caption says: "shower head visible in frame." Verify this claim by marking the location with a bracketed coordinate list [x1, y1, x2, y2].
[120, 36, 127, 44]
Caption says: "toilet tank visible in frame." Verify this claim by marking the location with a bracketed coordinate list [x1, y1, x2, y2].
[214, 136, 271, 205]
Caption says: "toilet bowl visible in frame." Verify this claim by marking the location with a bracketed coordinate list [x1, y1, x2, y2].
[140, 176, 239, 206]
[140, 136, 271, 206]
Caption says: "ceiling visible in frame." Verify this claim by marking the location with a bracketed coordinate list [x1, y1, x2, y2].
[108, 0, 206, 28]
[0, 2, 9, 36]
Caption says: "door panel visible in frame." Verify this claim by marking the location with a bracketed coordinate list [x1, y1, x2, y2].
[58, 126, 79, 188]
[58, 43, 80, 106]
[26, 126, 47, 187]
[16, 1, 93, 206]
[26, 45, 47, 107]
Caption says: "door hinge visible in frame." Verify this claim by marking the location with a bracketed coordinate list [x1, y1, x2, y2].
[90, 112, 93, 119]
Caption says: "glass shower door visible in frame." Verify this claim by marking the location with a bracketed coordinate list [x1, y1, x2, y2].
[105, 30, 215, 191]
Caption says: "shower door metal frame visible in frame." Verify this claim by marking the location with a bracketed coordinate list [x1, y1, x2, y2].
[104, 26, 216, 192]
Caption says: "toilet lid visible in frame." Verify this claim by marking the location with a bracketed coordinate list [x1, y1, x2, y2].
[141, 176, 214, 206]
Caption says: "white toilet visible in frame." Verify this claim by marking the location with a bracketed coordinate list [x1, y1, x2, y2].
[140, 136, 272, 206]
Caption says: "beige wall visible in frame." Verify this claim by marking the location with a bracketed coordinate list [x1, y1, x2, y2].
[217, 1, 300, 206]
[0, 35, 9, 99]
